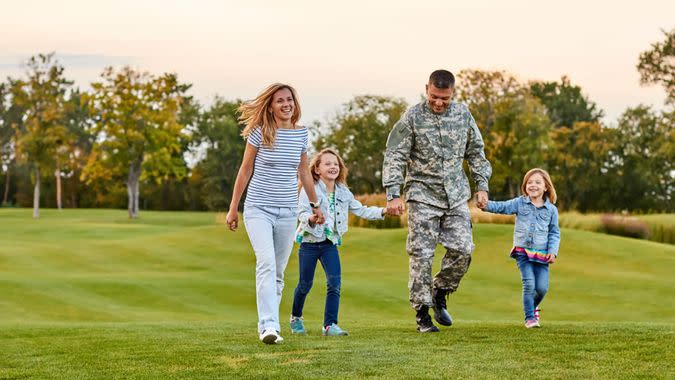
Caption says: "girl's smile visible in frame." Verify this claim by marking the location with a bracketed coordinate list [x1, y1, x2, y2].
[316, 153, 340, 181]
[525, 173, 547, 200]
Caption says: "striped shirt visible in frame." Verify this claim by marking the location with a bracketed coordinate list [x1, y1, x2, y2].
[244, 126, 309, 208]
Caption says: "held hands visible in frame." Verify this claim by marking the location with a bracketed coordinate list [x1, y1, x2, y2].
[226, 209, 239, 231]
[311, 207, 325, 225]
[545, 254, 556, 264]
[475, 190, 488, 209]
[385, 198, 405, 216]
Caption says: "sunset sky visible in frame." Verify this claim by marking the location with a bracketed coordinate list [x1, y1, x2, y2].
[1, 0, 672, 125]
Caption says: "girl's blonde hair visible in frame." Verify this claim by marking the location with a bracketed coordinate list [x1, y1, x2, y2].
[309, 148, 348, 185]
[239, 83, 302, 147]
[521, 168, 557, 204]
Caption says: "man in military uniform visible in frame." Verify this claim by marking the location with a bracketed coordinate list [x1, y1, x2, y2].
[383, 69, 492, 332]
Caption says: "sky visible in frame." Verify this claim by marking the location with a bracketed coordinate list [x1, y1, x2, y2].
[1, 0, 673, 126]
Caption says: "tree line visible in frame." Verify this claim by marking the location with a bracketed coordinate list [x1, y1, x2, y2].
[0, 30, 672, 217]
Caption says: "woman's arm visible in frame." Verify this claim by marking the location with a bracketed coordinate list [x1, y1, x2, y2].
[226, 143, 258, 231]
[298, 152, 324, 224]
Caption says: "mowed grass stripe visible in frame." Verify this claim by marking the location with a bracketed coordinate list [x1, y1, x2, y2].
[0, 209, 673, 378]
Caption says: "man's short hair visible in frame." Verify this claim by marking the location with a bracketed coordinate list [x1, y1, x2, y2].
[429, 70, 455, 89]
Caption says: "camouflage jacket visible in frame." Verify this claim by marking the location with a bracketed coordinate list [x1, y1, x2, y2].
[383, 101, 492, 209]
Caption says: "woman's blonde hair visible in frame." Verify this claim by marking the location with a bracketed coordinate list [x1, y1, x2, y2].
[239, 83, 302, 147]
[309, 148, 348, 185]
[521, 168, 557, 204]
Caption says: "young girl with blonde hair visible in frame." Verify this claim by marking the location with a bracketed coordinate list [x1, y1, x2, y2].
[290, 148, 395, 336]
[480, 168, 561, 328]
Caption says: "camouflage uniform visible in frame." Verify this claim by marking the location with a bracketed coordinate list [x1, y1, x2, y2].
[383, 101, 492, 310]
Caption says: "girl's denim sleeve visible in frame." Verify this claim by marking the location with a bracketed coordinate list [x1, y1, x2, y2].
[547, 206, 561, 256]
[484, 197, 520, 215]
[348, 191, 385, 220]
[298, 188, 322, 236]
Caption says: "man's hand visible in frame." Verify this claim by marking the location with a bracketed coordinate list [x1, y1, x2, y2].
[383, 205, 400, 216]
[475, 191, 488, 209]
[386, 198, 405, 216]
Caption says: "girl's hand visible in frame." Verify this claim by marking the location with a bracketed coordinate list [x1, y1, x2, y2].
[308, 214, 318, 226]
[384, 206, 400, 216]
[546, 254, 556, 263]
[313, 208, 325, 225]
[475, 191, 488, 209]
[226, 209, 239, 231]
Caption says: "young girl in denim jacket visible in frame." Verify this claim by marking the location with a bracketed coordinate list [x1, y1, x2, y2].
[479, 168, 561, 328]
[290, 148, 395, 336]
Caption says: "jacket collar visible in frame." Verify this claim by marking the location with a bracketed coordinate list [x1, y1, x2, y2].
[316, 179, 348, 199]
[524, 196, 552, 209]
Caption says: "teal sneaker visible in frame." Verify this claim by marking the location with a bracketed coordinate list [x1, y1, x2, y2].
[322, 323, 348, 336]
[290, 315, 306, 335]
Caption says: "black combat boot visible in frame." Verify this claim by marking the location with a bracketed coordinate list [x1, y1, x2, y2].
[432, 288, 453, 326]
[416, 306, 440, 333]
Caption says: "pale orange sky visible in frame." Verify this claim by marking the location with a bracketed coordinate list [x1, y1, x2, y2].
[1, 0, 672, 125]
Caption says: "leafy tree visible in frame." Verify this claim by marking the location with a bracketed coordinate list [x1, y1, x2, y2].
[456, 69, 522, 139]
[456, 70, 552, 199]
[83, 66, 191, 218]
[315, 95, 407, 194]
[614, 106, 673, 211]
[0, 81, 11, 205]
[547, 122, 617, 211]
[530, 76, 604, 128]
[189, 97, 244, 210]
[637, 28, 675, 105]
[59, 88, 96, 208]
[12, 53, 73, 218]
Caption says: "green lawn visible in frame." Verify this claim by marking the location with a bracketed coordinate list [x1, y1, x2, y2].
[1, 209, 673, 379]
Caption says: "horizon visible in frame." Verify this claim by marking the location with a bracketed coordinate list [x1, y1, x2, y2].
[1, 0, 672, 126]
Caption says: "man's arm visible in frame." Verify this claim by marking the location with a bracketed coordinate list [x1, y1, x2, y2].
[464, 109, 492, 195]
[382, 110, 413, 215]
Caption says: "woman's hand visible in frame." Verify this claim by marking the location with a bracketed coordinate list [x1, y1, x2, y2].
[307, 214, 318, 226]
[546, 254, 556, 263]
[226, 209, 239, 231]
[312, 207, 325, 225]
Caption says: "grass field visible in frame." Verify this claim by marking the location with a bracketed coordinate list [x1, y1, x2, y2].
[1, 209, 673, 379]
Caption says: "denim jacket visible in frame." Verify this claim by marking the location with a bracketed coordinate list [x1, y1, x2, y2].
[297, 180, 384, 242]
[484, 196, 561, 256]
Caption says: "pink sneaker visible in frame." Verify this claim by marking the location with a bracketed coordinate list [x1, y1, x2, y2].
[534, 307, 541, 321]
[525, 319, 540, 328]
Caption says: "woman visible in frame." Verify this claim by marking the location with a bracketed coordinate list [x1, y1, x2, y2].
[226, 83, 324, 344]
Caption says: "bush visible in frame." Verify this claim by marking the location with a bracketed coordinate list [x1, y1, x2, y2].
[600, 214, 651, 240]
[469, 205, 515, 224]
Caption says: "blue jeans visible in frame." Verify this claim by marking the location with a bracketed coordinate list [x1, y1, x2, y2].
[243, 204, 298, 334]
[515, 255, 549, 321]
[292, 240, 341, 327]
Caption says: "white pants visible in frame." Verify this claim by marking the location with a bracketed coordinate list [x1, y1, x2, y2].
[243, 204, 297, 333]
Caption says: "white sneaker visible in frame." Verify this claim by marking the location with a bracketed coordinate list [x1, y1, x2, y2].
[259, 328, 281, 344]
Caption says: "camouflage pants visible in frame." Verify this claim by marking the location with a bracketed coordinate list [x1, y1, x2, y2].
[407, 201, 474, 310]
